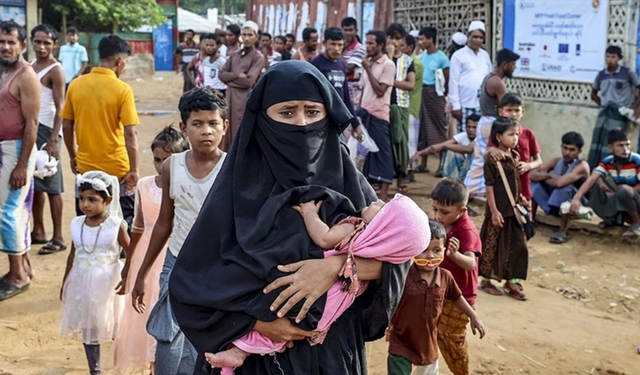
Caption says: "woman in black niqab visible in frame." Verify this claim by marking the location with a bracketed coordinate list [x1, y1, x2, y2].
[169, 61, 410, 374]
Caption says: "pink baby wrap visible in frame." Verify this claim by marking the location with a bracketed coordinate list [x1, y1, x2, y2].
[231, 194, 431, 361]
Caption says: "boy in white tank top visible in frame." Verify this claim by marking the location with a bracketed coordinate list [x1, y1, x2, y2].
[131, 87, 229, 374]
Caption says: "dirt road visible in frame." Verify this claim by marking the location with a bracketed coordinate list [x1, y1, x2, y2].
[0, 74, 637, 375]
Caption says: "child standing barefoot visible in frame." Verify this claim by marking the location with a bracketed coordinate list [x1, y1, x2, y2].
[106, 127, 189, 374]
[60, 171, 130, 375]
[205, 194, 432, 371]
[480, 117, 529, 301]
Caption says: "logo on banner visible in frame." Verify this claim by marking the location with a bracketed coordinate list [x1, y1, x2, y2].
[518, 42, 535, 52]
[576, 44, 581, 56]
[542, 63, 562, 72]
[593, 0, 600, 8]
[558, 44, 569, 53]
[570, 66, 576, 73]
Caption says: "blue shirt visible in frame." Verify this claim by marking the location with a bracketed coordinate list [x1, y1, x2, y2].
[59, 43, 89, 84]
[311, 54, 358, 126]
[418, 50, 450, 85]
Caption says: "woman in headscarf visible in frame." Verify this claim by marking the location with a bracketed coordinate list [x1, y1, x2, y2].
[169, 61, 410, 374]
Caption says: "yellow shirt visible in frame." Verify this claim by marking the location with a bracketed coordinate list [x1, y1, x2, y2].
[60, 67, 139, 177]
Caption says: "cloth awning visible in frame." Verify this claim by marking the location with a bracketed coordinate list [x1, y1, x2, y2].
[178, 7, 219, 34]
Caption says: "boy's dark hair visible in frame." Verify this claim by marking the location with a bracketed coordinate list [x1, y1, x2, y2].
[185, 29, 195, 36]
[499, 92, 523, 108]
[429, 219, 447, 241]
[179, 87, 228, 123]
[260, 32, 272, 40]
[496, 48, 520, 66]
[607, 129, 629, 145]
[431, 178, 469, 207]
[385, 23, 406, 38]
[201, 33, 220, 44]
[0, 21, 26, 43]
[67, 26, 78, 35]
[324, 27, 344, 41]
[274, 35, 286, 43]
[366, 30, 386, 47]
[341, 17, 358, 29]
[466, 113, 481, 125]
[79, 183, 112, 201]
[98, 34, 132, 60]
[606, 45, 622, 58]
[561, 131, 585, 149]
[419, 27, 437, 44]
[490, 117, 519, 147]
[31, 24, 59, 41]
[151, 126, 190, 153]
[302, 27, 317, 42]
[285, 33, 295, 41]
[405, 34, 416, 51]
[227, 24, 241, 36]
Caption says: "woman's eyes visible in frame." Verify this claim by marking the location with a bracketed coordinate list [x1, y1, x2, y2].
[306, 110, 321, 116]
[279, 111, 295, 117]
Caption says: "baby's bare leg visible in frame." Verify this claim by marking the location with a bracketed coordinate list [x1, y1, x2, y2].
[205, 346, 250, 368]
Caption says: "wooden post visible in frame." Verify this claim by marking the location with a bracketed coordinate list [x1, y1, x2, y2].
[221, 0, 226, 27]
[62, 13, 67, 35]
[38, 7, 42, 24]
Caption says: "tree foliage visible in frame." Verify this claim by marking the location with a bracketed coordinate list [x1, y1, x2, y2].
[180, 0, 247, 16]
[48, 0, 167, 33]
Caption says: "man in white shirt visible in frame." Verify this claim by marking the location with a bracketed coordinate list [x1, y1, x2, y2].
[448, 20, 492, 132]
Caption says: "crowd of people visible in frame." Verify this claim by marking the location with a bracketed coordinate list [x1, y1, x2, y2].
[0, 12, 639, 375]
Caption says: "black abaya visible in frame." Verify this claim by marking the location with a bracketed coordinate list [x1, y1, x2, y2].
[168, 61, 410, 374]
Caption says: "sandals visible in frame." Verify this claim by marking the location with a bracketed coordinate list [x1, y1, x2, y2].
[414, 167, 429, 174]
[31, 233, 48, 245]
[504, 285, 527, 301]
[0, 280, 30, 301]
[38, 239, 67, 255]
[480, 282, 504, 296]
[434, 168, 444, 178]
[549, 232, 568, 244]
[622, 223, 640, 243]
[397, 185, 410, 194]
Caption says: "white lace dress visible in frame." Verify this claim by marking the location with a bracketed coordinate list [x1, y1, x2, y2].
[60, 215, 124, 344]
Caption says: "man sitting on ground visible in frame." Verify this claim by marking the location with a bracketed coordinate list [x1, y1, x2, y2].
[531, 131, 590, 244]
[570, 129, 640, 242]
[411, 114, 479, 181]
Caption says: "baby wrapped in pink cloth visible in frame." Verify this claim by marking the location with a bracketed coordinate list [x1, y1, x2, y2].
[206, 194, 431, 371]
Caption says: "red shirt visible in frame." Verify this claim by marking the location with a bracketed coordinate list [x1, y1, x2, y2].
[440, 212, 482, 305]
[489, 126, 540, 199]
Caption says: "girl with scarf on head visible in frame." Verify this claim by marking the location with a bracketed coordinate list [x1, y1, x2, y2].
[205, 194, 430, 372]
[169, 61, 413, 375]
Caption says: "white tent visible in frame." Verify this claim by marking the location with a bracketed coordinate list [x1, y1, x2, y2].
[178, 7, 218, 34]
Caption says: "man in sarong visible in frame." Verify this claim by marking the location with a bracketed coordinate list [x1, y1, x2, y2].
[342, 17, 367, 111]
[0, 21, 40, 301]
[588, 45, 640, 169]
[386, 23, 415, 192]
[356, 30, 396, 201]
[571, 129, 640, 242]
[417, 26, 449, 175]
[175, 29, 199, 93]
[531, 131, 590, 244]
[219, 21, 265, 152]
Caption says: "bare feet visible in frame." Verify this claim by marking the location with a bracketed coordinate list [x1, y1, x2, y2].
[205, 347, 250, 369]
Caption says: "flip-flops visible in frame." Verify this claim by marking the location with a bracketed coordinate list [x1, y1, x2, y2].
[549, 232, 568, 244]
[38, 239, 68, 255]
[0, 280, 30, 301]
[31, 233, 48, 245]
[504, 286, 527, 301]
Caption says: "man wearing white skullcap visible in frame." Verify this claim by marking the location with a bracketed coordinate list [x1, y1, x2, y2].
[218, 21, 267, 151]
[451, 32, 467, 47]
[448, 20, 492, 133]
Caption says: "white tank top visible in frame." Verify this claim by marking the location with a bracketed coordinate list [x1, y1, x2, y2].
[31, 61, 61, 128]
[168, 151, 226, 256]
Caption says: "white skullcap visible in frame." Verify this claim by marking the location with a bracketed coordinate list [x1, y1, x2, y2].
[451, 32, 467, 46]
[468, 20, 486, 33]
[409, 30, 419, 37]
[242, 21, 259, 34]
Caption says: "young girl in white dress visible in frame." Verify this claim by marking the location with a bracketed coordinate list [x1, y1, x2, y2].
[60, 171, 130, 375]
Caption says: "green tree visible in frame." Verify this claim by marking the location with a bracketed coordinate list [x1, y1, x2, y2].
[48, 0, 166, 33]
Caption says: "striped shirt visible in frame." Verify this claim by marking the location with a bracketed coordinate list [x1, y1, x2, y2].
[595, 152, 640, 186]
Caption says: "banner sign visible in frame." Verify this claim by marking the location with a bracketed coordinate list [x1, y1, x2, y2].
[503, 0, 609, 82]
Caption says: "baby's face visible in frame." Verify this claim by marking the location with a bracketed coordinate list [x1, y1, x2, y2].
[361, 199, 386, 223]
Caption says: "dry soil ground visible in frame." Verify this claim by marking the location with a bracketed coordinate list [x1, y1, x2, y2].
[0, 73, 638, 375]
